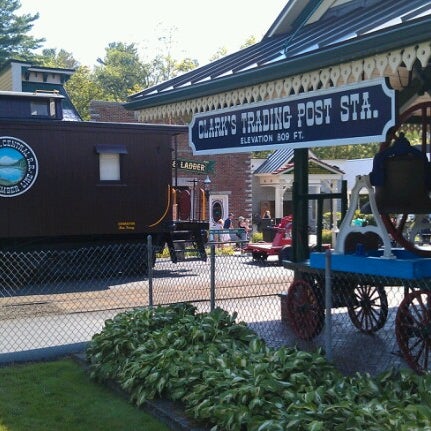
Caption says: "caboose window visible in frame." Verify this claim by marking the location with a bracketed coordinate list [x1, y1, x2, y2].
[96, 145, 128, 182]
[99, 153, 120, 181]
[30, 100, 50, 116]
[49, 99, 56, 116]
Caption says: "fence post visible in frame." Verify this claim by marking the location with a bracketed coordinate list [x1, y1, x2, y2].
[210, 242, 216, 311]
[147, 235, 153, 308]
[324, 249, 333, 362]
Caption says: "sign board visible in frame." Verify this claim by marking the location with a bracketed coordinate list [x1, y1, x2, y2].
[172, 158, 215, 174]
[189, 78, 396, 155]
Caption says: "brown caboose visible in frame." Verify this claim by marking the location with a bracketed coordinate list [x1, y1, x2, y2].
[0, 91, 208, 284]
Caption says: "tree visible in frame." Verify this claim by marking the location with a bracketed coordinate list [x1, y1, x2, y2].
[147, 54, 197, 87]
[146, 27, 198, 87]
[312, 143, 381, 159]
[37, 48, 104, 120]
[208, 35, 257, 63]
[65, 66, 106, 120]
[209, 47, 228, 62]
[0, 0, 44, 64]
[148, 54, 175, 86]
[94, 42, 150, 102]
[241, 35, 257, 49]
[38, 48, 79, 69]
[175, 58, 199, 75]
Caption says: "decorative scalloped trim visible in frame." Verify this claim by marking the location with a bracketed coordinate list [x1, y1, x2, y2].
[136, 42, 431, 122]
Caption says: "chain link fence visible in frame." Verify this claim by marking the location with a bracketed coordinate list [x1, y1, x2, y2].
[0, 238, 427, 375]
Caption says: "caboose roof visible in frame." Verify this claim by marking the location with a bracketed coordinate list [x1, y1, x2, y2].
[0, 60, 82, 121]
[22, 81, 81, 121]
[0, 90, 64, 99]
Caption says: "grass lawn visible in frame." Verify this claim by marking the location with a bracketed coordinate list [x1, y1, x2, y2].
[0, 358, 169, 431]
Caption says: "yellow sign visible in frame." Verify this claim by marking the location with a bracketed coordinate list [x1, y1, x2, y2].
[117, 221, 136, 231]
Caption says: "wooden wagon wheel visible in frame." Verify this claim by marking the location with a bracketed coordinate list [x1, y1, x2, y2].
[347, 284, 388, 333]
[395, 290, 431, 374]
[378, 102, 431, 256]
[286, 278, 324, 340]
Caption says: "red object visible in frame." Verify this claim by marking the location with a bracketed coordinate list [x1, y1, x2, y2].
[244, 215, 293, 261]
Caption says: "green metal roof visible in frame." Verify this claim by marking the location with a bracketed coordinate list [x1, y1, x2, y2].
[125, 0, 431, 111]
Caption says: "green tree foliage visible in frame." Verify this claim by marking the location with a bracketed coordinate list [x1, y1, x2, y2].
[37, 48, 104, 120]
[0, 0, 44, 64]
[148, 54, 174, 86]
[401, 128, 422, 146]
[173, 57, 198, 76]
[146, 28, 198, 87]
[147, 53, 197, 87]
[254, 130, 425, 162]
[312, 143, 381, 159]
[254, 143, 382, 162]
[209, 35, 257, 63]
[209, 47, 228, 62]
[65, 66, 106, 120]
[312, 130, 422, 160]
[94, 42, 149, 102]
[38, 48, 79, 69]
[240, 35, 258, 49]
[36, 34, 200, 118]
[253, 150, 274, 158]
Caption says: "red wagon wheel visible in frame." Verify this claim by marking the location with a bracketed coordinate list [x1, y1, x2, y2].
[395, 290, 431, 374]
[378, 102, 431, 257]
[286, 278, 324, 340]
[381, 214, 431, 257]
[347, 284, 388, 333]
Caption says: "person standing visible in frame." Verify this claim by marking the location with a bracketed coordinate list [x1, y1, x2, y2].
[254, 212, 262, 232]
[223, 213, 234, 229]
[223, 213, 236, 242]
[244, 218, 251, 241]
[216, 218, 230, 246]
[238, 216, 251, 250]
[263, 210, 271, 219]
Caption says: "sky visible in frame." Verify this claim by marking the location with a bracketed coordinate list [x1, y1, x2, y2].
[18, 0, 288, 68]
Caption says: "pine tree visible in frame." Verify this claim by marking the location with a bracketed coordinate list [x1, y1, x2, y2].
[0, 0, 44, 65]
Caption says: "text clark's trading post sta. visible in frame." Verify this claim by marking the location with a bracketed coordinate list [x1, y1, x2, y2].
[190, 76, 431, 373]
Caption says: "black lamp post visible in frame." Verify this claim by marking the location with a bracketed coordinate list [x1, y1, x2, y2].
[204, 175, 211, 200]
[204, 175, 212, 222]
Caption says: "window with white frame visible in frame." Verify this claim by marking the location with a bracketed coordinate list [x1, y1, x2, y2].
[95, 145, 128, 182]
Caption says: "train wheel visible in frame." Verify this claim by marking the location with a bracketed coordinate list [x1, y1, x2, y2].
[395, 290, 431, 374]
[378, 101, 431, 256]
[286, 279, 324, 340]
[347, 284, 388, 333]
